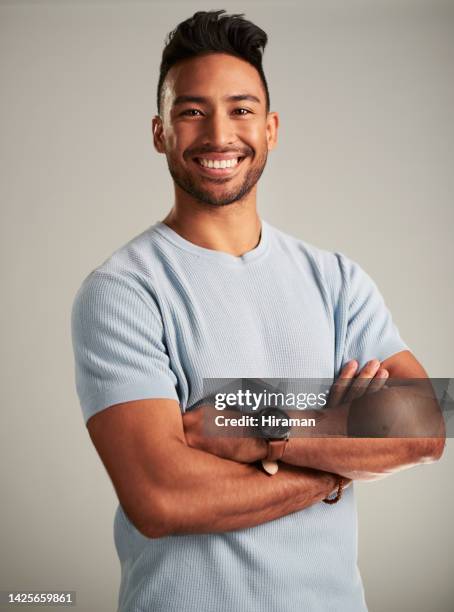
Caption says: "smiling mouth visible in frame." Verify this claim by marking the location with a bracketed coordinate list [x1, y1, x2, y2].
[192, 156, 247, 176]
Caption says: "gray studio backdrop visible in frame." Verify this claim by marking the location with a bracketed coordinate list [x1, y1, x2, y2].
[1, 1, 453, 611]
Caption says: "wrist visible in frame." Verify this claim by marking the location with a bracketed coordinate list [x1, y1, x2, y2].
[280, 436, 309, 466]
[256, 407, 291, 468]
[322, 475, 345, 504]
[327, 473, 340, 495]
[256, 436, 268, 460]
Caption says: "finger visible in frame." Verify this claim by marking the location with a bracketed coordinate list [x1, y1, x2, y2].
[261, 459, 279, 475]
[343, 359, 381, 403]
[338, 360, 359, 379]
[327, 360, 358, 408]
[367, 368, 389, 395]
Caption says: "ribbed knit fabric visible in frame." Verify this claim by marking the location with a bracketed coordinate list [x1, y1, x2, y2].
[71, 219, 408, 612]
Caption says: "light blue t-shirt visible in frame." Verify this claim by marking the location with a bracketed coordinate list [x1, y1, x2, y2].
[71, 219, 408, 612]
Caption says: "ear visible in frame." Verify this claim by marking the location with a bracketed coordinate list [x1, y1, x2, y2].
[152, 115, 166, 154]
[266, 111, 279, 152]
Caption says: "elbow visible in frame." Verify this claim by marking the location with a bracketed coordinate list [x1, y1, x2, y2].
[141, 487, 199, 539]
[143, 494, 178, 539]
[145, 526, 171, 540]
[427, 436, 446, 462]
[143, 518, 172, 540]
[411, 435, 446, 465]
[417, 413, 447, 463]
[126, 491, 177, 540]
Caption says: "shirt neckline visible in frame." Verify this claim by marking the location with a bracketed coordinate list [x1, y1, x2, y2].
[152, 218, 271, 266]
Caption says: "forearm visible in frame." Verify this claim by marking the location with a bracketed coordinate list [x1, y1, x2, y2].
[282, 387, 446, 480]
[146, 441, 339, 537]
[282, 436, 439, 480]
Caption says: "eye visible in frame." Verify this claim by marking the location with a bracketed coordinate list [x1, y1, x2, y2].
[180, 108, 252, 117]
[181, 109, 203, 117]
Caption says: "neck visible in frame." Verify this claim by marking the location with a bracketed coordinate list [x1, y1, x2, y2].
[162, 186, 262, 257]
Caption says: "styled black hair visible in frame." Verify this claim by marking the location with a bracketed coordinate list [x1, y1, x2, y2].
[157, 9, 270, 115]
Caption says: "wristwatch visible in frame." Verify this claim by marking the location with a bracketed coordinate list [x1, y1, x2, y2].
[258, 407, 291, 461]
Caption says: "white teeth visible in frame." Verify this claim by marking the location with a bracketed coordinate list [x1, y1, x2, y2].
[198, 157, 240, 169]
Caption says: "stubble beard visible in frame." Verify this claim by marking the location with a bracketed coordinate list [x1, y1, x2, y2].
[166, 149, 268, 207]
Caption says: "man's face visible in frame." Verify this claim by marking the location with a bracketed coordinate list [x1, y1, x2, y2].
[152, 52, 278, 207]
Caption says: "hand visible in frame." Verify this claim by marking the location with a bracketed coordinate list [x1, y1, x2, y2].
[183, 404, 267, 463]
[327, 359, 389, 409]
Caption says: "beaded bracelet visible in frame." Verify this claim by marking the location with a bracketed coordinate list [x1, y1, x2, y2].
[322, 477, 345, 504]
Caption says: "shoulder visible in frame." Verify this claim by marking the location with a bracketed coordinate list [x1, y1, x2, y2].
[267, 222, 356, 287]
[72, 226, 167, 323]
[266, 222, 381, 309]
[85, 225, 162, 281]
[74, 224, 168, 297]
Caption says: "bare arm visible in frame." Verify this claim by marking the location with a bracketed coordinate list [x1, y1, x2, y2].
[282, 352, 446, 480]
[184, 352, 446, 481]
[87, 398, 343, 539]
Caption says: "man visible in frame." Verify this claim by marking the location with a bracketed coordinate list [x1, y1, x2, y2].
[71, 10, 445, 612]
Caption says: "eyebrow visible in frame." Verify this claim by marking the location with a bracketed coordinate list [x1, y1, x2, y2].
[172, 94, 261, 108]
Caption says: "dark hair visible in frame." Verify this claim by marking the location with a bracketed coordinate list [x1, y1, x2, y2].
[157, 9, 270, 115]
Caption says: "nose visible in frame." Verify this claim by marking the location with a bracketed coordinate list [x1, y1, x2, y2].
[201, 109, 236, 148]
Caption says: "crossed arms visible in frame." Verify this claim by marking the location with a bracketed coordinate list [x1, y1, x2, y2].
[185, 352, 446, 480]
[86, 350, 445, 538]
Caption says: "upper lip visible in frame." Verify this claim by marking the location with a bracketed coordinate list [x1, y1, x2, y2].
[192, 153, 245, 161]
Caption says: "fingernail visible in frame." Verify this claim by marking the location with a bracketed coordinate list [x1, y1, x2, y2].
[377, 369, 389, 378]
[347, 360, 357, 368]
[262, 459, 279, 475]
[368, 359, 380, 368]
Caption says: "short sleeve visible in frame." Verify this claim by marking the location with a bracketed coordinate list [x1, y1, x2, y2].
[71, 271, 179, 425]
[336, 253, 409, 370]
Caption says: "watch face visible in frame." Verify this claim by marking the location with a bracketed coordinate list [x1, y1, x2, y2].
[259, 407, 291, 439]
